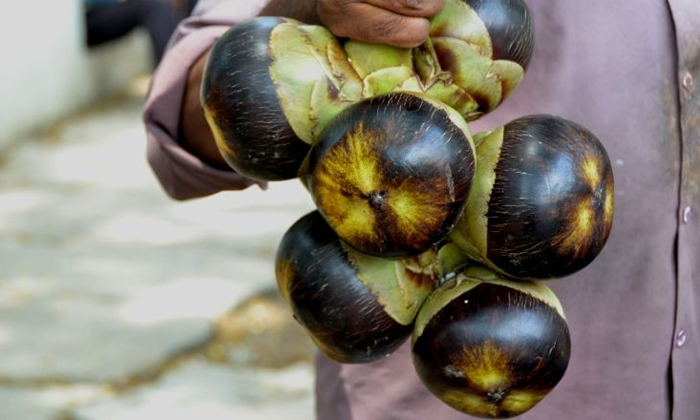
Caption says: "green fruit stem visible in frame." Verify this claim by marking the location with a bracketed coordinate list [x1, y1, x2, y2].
[451, 127, 504, 264]
[413, 265, 567, 342]
[268, 0, 528, 149]
[346, 243, 441, 326]
[269, 21, 363, 144]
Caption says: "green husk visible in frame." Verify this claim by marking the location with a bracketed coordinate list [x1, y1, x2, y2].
[413, 266, 567, 341]
[269, 23, 362, 143]
[451, 127, 504, 260]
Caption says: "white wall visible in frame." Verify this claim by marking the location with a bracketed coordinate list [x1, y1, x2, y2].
[0, 0, 151, 150]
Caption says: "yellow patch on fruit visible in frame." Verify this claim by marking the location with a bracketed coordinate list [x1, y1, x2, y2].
[462, 341, 512, 391]
[555, 201, 595, 258]
[440, 340, 547, 417]
[354, 158, 379, 194]
[204, 106, 236, 161]
[442, 391, 500, 418]
[333, 203, 378, 243]
[275, 259, 295, 304]
[581, 156, 601, 188]
[442, 388, 546, 418]
[500, 390, 547, 414]
[391, 188, 431, 236]
[574, 203, 594, 234]
[312, 123, 382, 244]
[323, 122, 380, 193]
[604, 178, 615, 226]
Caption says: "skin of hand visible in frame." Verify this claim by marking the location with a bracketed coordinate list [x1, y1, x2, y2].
[315, 0, 446, 48]
[179, 0, 446, 170]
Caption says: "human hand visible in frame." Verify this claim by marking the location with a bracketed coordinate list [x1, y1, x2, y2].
[179, 50, 230, 170]
[316, 0, 446, 48]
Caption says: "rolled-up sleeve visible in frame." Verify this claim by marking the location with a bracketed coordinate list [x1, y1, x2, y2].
[143, 0, 270, 200]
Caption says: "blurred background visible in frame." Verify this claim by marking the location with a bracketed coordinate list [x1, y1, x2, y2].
[0, 1, 318, 419]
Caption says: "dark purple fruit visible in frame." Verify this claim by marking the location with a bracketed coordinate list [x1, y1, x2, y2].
[452, 115, 614, 280]
[306, 92, 476, 259]
[201, 17, 362, 181]
[201, 17, 307, 180]
[412, 266, 571, 418]
[275, 211, 440, 363]
[463, 0, 534, 69]
[416, 0, 534, 119]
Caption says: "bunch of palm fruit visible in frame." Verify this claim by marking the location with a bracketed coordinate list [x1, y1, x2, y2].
[201, 0, 614, 417]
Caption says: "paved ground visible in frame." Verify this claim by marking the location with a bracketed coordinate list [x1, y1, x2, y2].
[0, 85, 318, 419]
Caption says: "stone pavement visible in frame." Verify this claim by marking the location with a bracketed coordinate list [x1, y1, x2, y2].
[0, 87, 318, 419]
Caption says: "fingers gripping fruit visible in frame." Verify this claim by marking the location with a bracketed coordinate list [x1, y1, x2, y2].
[343, 0, 533, 119]
[306, 92, 476, 259]
[451, 115, 615, 280]
[275, 211, 441, 363]
[412, 266, 571, 418]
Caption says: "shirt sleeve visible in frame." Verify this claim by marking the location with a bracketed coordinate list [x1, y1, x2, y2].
[142, 0, 271, 200]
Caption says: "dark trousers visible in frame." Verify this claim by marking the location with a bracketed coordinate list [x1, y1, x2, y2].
[86, 0, 183, 65]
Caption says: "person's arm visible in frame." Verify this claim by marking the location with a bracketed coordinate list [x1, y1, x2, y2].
[144, 0, 272, 200]
[179, 49, 225, 170]
[178, 0, 446, 174]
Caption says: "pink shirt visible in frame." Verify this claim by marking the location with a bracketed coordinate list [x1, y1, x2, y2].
[143, 1, 700, 419]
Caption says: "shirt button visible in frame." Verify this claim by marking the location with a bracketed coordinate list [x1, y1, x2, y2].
[682, 72, 694, 91]
[682, 206, 693, 224]
[676, 329, 687, 348]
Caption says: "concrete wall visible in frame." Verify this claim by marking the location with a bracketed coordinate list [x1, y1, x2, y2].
[0, 0, 151, 150]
